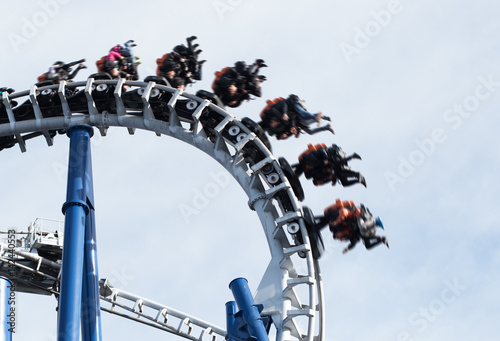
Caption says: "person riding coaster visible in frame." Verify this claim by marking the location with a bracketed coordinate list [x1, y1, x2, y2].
[37, 59, 87, 83]
[96, 40, 139, 80]
[119, 39, 140, 81]
[311, 199, 389, 255]
[258, 94, 334, 140]
[293, 143, 367, 187]
[156, 36, 205, 89]
[212, 59, 267, 108]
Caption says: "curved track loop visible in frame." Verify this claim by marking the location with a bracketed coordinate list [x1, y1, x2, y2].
[0, 79, 325, 341]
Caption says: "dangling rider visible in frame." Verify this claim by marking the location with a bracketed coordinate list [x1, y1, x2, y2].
[294, 143, 366, 187]
[157, 36, 205, 88]
[316, 199, 388, 254]
[357, 204, 388, 251]
[259, 94, 334, 140]
[212, 59, 267, 107]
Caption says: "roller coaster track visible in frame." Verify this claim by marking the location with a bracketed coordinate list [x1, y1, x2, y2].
[0, 78, 325, 341]
[0, 242, 228, 341]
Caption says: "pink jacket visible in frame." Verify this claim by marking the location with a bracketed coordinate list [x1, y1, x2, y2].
[107, 46, 122, 61]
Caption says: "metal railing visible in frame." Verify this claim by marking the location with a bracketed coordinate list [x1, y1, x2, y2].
[24, 218, 64, 252]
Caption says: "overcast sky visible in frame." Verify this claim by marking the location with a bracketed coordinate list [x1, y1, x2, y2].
[1, 0, 499, 340]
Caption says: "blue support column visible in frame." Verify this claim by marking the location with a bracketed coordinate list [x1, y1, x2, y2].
[229, 278, 269, 341]
[58, 125, 93, 341]
[81, 148, 102, 341]
[0, 277, 13, 341]
[225, 301, 237, 335]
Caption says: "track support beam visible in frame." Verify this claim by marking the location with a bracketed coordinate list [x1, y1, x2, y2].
[58, 125, 102, 341]
[227, 278, 270, 341]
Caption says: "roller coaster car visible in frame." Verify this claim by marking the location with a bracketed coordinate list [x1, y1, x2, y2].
[141, 76, 171, 113]
[238, 117, 274, 166]
[0, 88, 17, 124]
[278, 157, 304, 201]
[241, 140, 267, 166]
[35, 80, 69, 118]
[258, 159, 301, 213]
[195, 90, 238, 142]
[197, 111, 227, 143]
[66, 88, 89, 114]
[59, 72, 111, 115]
[241, 117, 272, 152]
[89, 72, 113, 81]
[120, 81, 208, 125]
[211, 116, 264, 156]
[122, 76, 172, 115]
[87, 73, 116, 113]
[0, 87, 64, 151]
[4, 90, 35, 123]
[295, 206, 325, 260]
[1, 86, 62, 144]
[12, 80, 63, 121]
[195, 89, 224, 108]
[201, 115, 273, 165]
[143, 75, 169, 86]
[0, 136, 16, 152]
[175, 98, 206, 123]
[0, 131, 57, 151]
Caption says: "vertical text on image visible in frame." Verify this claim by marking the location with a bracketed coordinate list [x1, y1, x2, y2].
[6, 229, 17, 333]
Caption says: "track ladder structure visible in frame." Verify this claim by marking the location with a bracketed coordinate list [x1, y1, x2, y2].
[0, 79, 325, 341]
[0, 239, 226, 340]
[99, 278, 228, 341]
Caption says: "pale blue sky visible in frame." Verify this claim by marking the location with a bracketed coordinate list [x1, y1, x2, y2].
[1, 0, 499, 340]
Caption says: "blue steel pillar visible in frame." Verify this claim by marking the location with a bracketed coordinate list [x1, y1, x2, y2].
[229, 278, 269, 341]
[225, 301, 237, 334]
[0, 277, 13, 341]
[58, 125, 94, 341]
[81, 146, 102, 341]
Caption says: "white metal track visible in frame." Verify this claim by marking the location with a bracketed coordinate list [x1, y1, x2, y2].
[0, 79, 325, 341]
